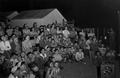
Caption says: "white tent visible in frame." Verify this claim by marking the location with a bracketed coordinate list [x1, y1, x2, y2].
[10, 8, 67, 27]
[0, 11, 19, 22]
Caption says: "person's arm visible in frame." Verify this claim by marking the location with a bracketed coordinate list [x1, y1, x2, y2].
[0, 46, 4, 53]
[11, 65, 18, 73]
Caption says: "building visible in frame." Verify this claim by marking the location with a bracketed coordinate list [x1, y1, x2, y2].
[10, 8, 67, 27]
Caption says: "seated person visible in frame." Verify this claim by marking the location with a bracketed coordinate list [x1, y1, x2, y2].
[0, 35, 11, 51]
[52, 51, 62, 62]
[75, 49, 84, 62]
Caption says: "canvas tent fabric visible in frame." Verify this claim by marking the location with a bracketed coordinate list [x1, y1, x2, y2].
[13, 9, 54, 19]
[10, 8, 67, 27]
[0, 11, 19, 21]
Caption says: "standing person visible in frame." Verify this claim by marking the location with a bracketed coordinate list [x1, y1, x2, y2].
[33, 51, 46, 78]
[98, 44, 106, 57]
[46, 62, 54, 78]
[108, 28, 115, 50]
[40, 49, 47, 60]
[94, 51, 102, 78]
[62, 26, 70, 38]
[22, 36, 32, 54]
[14, 37, 21, 55]
[86, 36, 93, 50]
[52, 62, 61, 78]
[0, 26, 4, 37]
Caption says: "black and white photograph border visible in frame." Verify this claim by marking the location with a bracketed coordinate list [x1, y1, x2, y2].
[0, 0, 120, 78]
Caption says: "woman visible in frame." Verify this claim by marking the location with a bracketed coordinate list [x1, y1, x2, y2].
[46, 62, 54, 78]
[22, 36, 32, 54]
[52, 62, 61, 78]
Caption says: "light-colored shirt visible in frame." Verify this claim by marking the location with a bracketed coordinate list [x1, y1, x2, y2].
[63, 29, 70, 38]
[57, 30, 62, 34]
[0, 41, 11, 51]
[23, 29, 30, 35]
[22, 40, 32, 53]
[79, 32, 85, 37]
[40, 53, 47, 59]
[88, 33, 95, 37]
[75, 52, 84, 61]
[53, 53, 62, 62]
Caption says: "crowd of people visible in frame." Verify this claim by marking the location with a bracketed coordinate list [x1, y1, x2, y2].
[0, 22, 116, 78]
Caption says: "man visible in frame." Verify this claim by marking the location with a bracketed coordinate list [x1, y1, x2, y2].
[6, 27, 13, 37]
[23, 24, 30, 35]
[0, 36, 11, 58]
[94, 51, 102, 78]
[34, 51, 46, 78]
[75, 49, 84, 62]
[79, 30, 85, 38]
[62, 26, 70, 38]
[22, 36, 32, 54]
[40, 49, 47, 60]
[98, 44, 106, 57]
[86, 36, 93, 50]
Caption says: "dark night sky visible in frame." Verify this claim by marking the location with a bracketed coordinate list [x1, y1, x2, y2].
[0, 0, 120, 28]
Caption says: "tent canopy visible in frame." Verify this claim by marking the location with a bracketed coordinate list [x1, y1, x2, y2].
[0, 11, 18, 20]
[13, 9, 54, 20]
[10, 8, 67, 27]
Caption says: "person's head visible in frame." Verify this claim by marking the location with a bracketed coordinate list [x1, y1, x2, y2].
[21, 52, 26, 57]
[59, 34, 62, 37]
[33, 22, 37, 27]
[32, 66, 39, 72]
[41, 49, 45, 54]
[27, 52, 33, 59]
[55, 62, 59, 67]
[89, 36, 93, 40]
[14, 37, 18, 43]
[23, 24, 28, 28]
[65, 26, 68, 30]
[93, 36, 96, 41]
[96, 51, 101, 56]
[20, 62, 26, 70]
[47, 47, 51, 51]
[55, 50, 59, 54]
[1, 36, 6, 41]
[79, 49, 82, 52]
[34, 51, 40, 56]
[101, 44, 104, 48]
[25, 36, 30, 40]
[51, 40, 55, 43]
[50, 62, 53, 67]
[57, 26, 59, 30]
